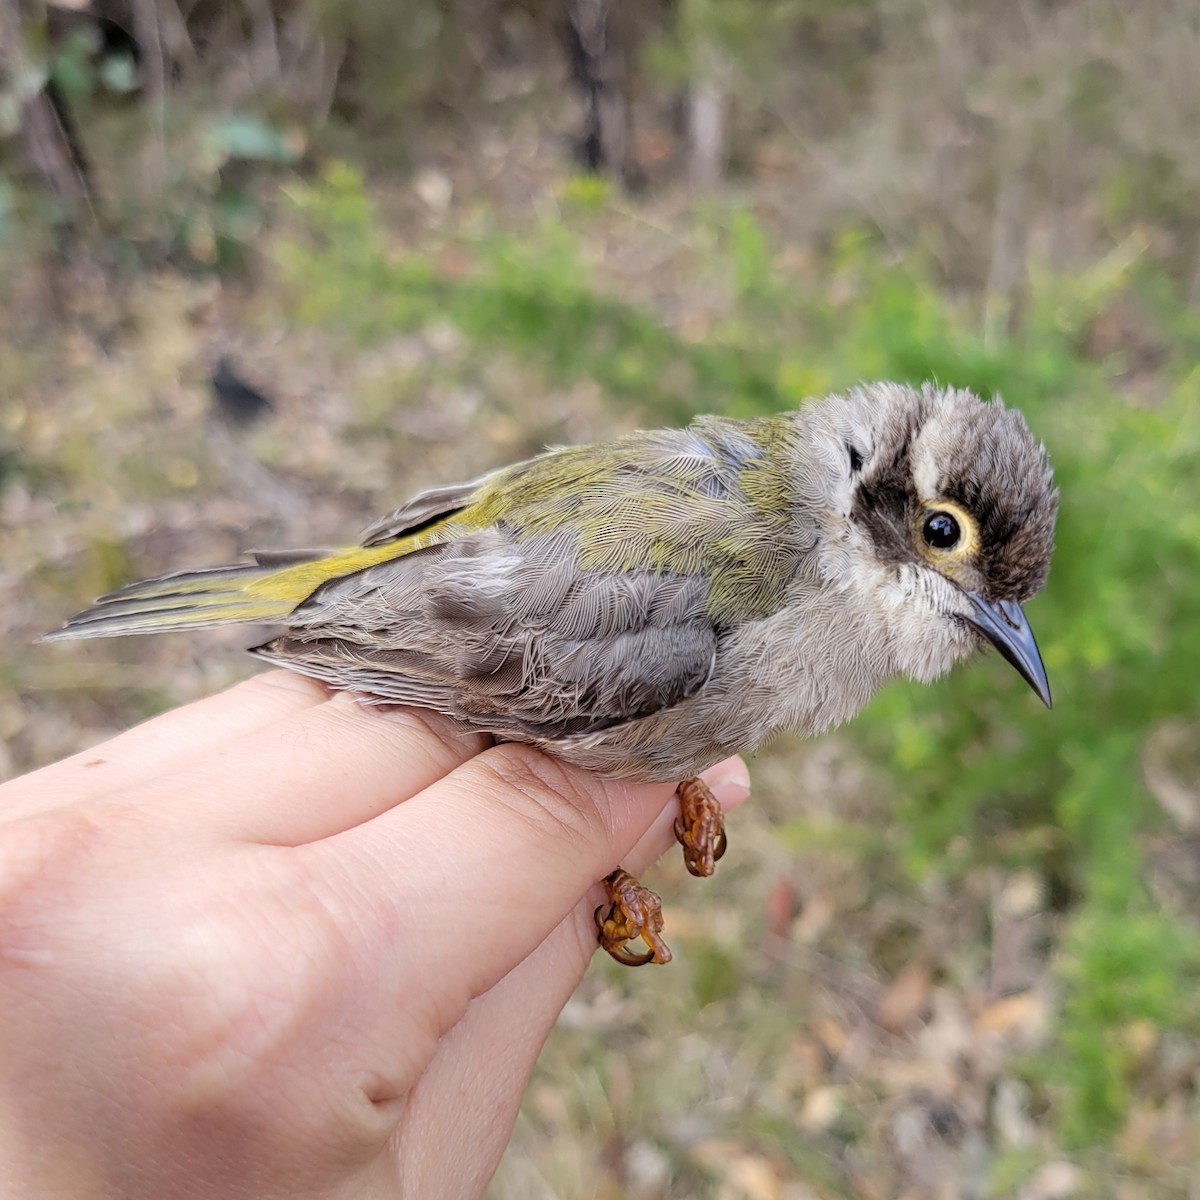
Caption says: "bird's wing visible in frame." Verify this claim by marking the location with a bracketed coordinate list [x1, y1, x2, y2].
[450, 416, 812, 624]
[255, 417, 814, 738]
[358, 474, 495, 546]
[252, 525, 718, 739]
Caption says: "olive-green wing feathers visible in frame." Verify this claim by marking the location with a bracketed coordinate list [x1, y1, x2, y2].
[358, 474, 493, 546]
[47, 416, 813, 738]
[254, 420, 815, 738]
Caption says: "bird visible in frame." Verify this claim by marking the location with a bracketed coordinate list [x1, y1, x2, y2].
[44, 381, 1058, 965]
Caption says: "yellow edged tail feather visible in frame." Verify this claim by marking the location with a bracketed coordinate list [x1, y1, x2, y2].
[42, 541, 415, 642]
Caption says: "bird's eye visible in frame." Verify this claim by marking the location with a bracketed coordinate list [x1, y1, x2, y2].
[923, 511, 961, 550]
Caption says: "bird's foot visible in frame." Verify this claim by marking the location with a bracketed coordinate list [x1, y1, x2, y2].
[674, 775, 727, 878]
[595, 868, 672, 966]
[594, 779, 727, 966]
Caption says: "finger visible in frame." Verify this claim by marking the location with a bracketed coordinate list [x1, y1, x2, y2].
[0, 673, 329, 820]
[307, 746, 751, 1005]
[384, 759, 746, 1199]
[113, 694, 491, 845]
[389, 910, 598, 1198]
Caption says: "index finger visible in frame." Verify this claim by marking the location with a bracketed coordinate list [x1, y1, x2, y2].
[1, 672, 328, 820]
[303, 744, 751, 1005]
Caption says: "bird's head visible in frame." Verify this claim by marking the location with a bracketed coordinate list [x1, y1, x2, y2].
[822, 382, 1058, 705]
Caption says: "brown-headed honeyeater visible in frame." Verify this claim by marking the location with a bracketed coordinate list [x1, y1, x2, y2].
[46, 381, 1057, 964]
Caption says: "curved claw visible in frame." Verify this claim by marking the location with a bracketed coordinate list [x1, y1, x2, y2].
[674, 776, 727, 878]
[595, 869, 672, 966]
[595, 920, 657, 967]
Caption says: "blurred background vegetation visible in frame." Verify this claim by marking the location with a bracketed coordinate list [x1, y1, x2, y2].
[3, 0, 1200, 1195]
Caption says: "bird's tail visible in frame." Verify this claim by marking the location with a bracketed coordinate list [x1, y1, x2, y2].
[41, 543, 403, 641]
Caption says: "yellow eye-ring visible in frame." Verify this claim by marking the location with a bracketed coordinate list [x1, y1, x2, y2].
[917, 499, 979, 558]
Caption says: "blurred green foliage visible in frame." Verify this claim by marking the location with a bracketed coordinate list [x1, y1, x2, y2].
[279, 163, 779, 423]
[279, 166, 1200, 1148]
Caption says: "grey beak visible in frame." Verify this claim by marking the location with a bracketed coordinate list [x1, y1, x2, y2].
[963, 593, 1052, 709]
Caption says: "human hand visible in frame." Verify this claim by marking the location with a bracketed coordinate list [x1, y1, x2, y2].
[0, 672, 748, 1199]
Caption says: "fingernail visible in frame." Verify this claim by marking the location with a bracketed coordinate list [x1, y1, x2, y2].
[700, 756, 751, 810]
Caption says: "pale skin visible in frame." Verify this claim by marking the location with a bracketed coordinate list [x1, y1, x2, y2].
[0, 671, 749, 1199]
